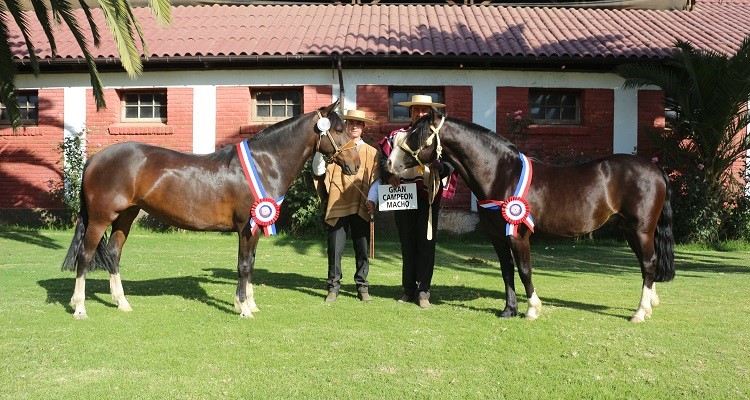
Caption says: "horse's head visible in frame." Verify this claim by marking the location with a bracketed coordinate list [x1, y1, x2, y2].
[315, 101, 360, 175]
[386, 107, 445, 175]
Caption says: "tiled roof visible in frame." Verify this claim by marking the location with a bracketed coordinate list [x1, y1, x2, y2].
[9, 1, 750, 63]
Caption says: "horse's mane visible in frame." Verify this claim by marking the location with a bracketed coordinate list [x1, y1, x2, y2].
[205, 143, 237, 167]
[411, 110, 518, 153]
[249, 108, 345, 142]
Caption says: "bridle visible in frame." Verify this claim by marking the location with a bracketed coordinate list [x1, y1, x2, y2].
[396, 115, 446, 170]
[315, 111, 357, 163]
[394, 114, 446, 241]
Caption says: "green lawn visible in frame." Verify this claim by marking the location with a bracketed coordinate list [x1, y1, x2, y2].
[1, 228, 748, 399]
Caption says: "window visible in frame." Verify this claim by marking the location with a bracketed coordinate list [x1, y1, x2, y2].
[389, 89, 444, 122]
[122, 91, 167, 122]
[253, 89, 302, 119]
[1, 92, 39, 125]
[529, 90, 580, 125]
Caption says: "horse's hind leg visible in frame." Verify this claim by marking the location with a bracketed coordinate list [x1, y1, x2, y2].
[235, 230, 261, 318]
[107, 207, 140, 312]
[71, 222, 110, 319]
[624, 230, 658, 323]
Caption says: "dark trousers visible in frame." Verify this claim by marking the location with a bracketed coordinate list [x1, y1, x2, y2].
[326, 214, 370, 293]
[394, 196, 440, 296]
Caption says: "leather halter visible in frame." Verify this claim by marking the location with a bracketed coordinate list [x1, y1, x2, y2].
[316, 111, 357, 163]
[396, 115, 445, 169]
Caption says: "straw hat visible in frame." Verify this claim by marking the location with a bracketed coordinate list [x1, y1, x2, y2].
[340, 109, 378, 124]
[397, 94, 445, 108]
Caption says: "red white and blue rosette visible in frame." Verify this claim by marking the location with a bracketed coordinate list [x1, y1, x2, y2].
[252, 198, 281, 227]
[501, 196, 530, 225]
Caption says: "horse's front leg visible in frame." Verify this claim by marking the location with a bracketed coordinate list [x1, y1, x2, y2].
[235, 229, 261, 318]
[511, 234, 541, 320]
[490, 236, 518, 317]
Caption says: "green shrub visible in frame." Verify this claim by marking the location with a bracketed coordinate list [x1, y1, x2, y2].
[48, 130, 85, 227]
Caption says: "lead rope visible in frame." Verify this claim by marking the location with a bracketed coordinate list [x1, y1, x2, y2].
[425, 117, 445, 241]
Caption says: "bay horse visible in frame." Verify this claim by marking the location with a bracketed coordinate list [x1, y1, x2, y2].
[61, 102, 360, 319]
[386, 109, 675, 323]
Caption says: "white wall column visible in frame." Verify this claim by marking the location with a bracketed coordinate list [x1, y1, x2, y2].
[192, 85, 217, 154]
[471, 83, 497, 211]
[63, 87, 87, 140]
[613, 87, 639, 154]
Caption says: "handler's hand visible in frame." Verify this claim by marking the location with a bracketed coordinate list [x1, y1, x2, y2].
[366, 200, 376, 215]
[388, 175, 400, 188]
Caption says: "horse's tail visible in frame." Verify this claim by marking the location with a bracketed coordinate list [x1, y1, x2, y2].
[654, 170, 675, 282]
[61, 187, 117, 273]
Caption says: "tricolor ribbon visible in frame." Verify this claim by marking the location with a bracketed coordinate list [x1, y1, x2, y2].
[478, 152, 535, 236]
[237, 140, 284, 236]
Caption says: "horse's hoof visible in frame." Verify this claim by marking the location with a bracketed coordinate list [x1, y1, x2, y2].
[250, 306, 260, 313]
[239, 312, 255, 319]
[73, 312, 88, 320]
[118, 304, 133, 312]
[499, 309, 517, 318]
[630, 315, 645, 323]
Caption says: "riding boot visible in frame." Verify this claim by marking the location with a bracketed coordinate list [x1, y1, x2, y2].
[357, 287, 372, 302]
[418, 291, 431, 308]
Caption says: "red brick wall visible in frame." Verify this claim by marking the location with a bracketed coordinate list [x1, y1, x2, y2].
[220, 85, 333, 147]
[216, 86, 251, 148]
[0, 88, 65, 209]
[86, 87, 193, 157]
[497, 87, 614, 164]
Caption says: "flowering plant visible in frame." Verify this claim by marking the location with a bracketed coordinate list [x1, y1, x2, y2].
[505, 110, 534, 137]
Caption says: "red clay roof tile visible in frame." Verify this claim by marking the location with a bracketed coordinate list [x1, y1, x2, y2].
[7, 2, 750, 63]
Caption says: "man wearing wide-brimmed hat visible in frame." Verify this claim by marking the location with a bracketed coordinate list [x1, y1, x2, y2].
[312, 109, 381, 303]
[377, 95, 454, 309]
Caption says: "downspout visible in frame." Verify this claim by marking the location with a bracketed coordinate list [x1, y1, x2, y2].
[336, 56, 345, 114]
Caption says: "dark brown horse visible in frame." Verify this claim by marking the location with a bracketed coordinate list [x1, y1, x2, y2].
[386, 109, 675, 322]
[62, 102, 360, 319]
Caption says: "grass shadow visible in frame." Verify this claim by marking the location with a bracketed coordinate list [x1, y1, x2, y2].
[0, 229, 64, 250]
[38, 274, 235, 315]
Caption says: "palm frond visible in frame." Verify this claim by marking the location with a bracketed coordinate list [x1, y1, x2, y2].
[0, 13, 21, 128]
[149, 0, 173, 27]
[3, 0, 40, 75]
[98, 0, 142, 78]
[28, 0, 57, 56]
[52, 0, 106, 109]
[77, 0, 101, 47]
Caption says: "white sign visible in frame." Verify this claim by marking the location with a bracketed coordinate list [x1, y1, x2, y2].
[378, 183, 418, 211]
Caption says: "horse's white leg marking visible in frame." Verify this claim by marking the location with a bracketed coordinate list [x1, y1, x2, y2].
[70, 276, 88, 319]
[650, 283, 660, 308]
[246, 282, 260, 313]
[109, 273, 132, 312]
[630, 284, 653, 323]
[526, 291, 542, 321]
[234, 289, 255, 319]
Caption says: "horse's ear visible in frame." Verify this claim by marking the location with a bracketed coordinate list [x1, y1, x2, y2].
[431, 107, 442, 125]
[321, 100, 340, 117]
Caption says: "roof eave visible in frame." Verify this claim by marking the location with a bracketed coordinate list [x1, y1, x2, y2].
[15, 53, 668, 74]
